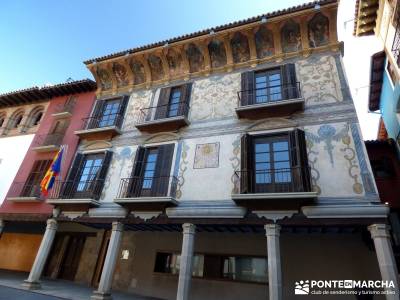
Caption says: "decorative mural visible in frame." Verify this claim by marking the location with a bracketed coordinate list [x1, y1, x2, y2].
[296, 55, 342, 105]
[130, 60, 146, 85]
[305, 123, 365, 197]
[186, 43, 205, 73]
[231, 32, 250, 63]
[230, 136, 240, 194]
[166, 48, 184, 77]
[255, 26, 275, 58]
[122, 90, 151, 131]
[148, 54, 164, 81]
[193, 142, 220, 169]
[190, 73, 239, 121]
[281, 20, 302, 53]
[308, 13, 329, 48]
[176, 142, 189, 199]
[112, 62, 129, 87]
[208, 39, 227, 68]
[96, 67, 112, 90]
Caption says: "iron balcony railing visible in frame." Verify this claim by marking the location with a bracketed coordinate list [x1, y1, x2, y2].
[237, 82, 301, 107]
[233, 167, 311, 194]
[136, 102, 190, 124]
[33, 133, 64, 148]
[8, 182, 42, 199]
[117, 175, 178, 199]
[53, 100, 75, 115]
[48, 179, 105, 200]
[81, 113, 124, 130]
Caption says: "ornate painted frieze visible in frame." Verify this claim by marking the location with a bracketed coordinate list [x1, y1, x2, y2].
[176, 142, 189, 199]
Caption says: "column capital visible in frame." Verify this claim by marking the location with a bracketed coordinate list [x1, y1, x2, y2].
[46, 219, 58, 231]
[368, 223, 390, 239]
[265, 224, 281, 237]
[111, 221, 124, 232]
[182, 223, 196, 234]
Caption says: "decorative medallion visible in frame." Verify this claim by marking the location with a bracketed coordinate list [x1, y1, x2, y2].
[194, 142, 220, 169]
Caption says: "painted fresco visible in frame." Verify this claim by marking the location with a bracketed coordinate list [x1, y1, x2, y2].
[296, 55, 342, 104]
[148, 54, 164, 81]
[186, 43, 205, 73]
[130, 60, 146, 85]
[255, 26, 275, 58]
[231, 32, 250, 63]
[193, 143, 220, 169]
[112, 63, 129, 87]
[96, 68, 112, 90]
[281, 20, 302, 53]
[308, 13, 329, 48]
[166, 48, 184, 77]
[208, 39, 227, 68]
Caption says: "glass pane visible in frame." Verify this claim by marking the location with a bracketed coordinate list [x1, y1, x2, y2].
[273, 141, 288, 151]
[255, 143, 269, 153]
[255, 153, 269, 163]
[273, 151, 289, 162]
[256, 162, 270, 171]
[274, 161, 290, 170]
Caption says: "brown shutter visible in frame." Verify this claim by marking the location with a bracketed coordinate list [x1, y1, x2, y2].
[203, 255, 223, 279]
[153, 144, 175, 196]
[178, 83, 192, 117]
[115, 96, 129, 128]
[92, 151, 113, 199]
[61, 153, 84, 198]
[240, 71, 255, 106]
[128, 146, 146, 197]
[289, 129, 311, 192]
[22, 160, 52, 197]
[281, 64, 298, 100]
[155, 88, 171, 120]
[88, 100, 105, 129]
[240, 134, 253, 193]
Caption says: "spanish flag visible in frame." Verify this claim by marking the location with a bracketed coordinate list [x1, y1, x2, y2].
[40, 146, 64, 196]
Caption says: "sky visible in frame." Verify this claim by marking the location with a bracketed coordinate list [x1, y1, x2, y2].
[0, 0, 381, 139]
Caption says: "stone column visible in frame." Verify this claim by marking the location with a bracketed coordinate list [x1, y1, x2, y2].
[368, 224, 400, 299]
[176, 223, 196, 300]
[23, 219, 58, 290]
[91, 222, 124, 300]
[265, 224, 282, 300]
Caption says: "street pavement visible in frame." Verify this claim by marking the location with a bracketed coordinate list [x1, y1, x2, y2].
[0, 286, 65, 300]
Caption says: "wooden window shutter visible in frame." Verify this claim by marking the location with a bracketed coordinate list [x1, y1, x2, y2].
[128, 146, 146, 197]
[240, 134, 253, 193]
[61, 153, 84, 198]
[116, 96, 129, 128]
[155, 88, 171, 120]
[288, 129, 311, 192]
[281, 64, 298, 100]
[153, 144, 175, 196]
[240, 71, 255, 106]
[92, 151, 113, 199]
[88, 100, 105, 129]
[178, 83, 193, 117]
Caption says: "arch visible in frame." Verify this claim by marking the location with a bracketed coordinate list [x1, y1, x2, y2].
[7, 109, 25, 129]
[255, 26, 275, 58]
[231, 32, 250, 63]
[0, 112, 6, 128]
[27, 105, 45, 127]
[308, 13, 329, 48]
[144, 132, 179, 144]
[208, 39, 227, 68]
[281, 20, 302, 53]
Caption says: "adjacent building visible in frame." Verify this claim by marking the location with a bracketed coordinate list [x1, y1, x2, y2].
[0, 79, 96, 273]
[2, 1, 398, 300]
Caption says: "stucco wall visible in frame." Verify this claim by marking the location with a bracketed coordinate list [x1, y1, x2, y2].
[108, 231, 381, 300]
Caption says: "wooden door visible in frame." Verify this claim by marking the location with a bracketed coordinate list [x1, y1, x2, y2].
[58, 236, 86, 281]
[91, 230, 111, 287]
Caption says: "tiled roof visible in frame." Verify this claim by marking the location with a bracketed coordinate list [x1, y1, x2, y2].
[84, 0, 337, 65]
[0, 79, 96, 108]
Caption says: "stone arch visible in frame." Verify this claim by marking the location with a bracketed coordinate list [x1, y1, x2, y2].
[0, 112, 6, 128]
[7, 108, 25, 130]
[208, 39, 227, 68]
[308, 12, 329, 48]
[231, 32, 250, 63]
[27, 105, 45, 127]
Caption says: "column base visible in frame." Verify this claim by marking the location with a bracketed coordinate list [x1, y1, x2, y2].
[91, 290, 113, 300]
[22, 280, 41, 290]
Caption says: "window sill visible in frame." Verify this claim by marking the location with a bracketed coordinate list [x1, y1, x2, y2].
[74, 125, 121, 139]
[7, 196, 42, 203]
[236, 98, 304, 119]
[135, 115, 189, 133]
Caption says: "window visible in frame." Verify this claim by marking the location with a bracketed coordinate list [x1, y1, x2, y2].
[89, 96, 129, 130]
[154, 252, 267, 283]
[99, 99, 121, 127]
[240, 129, 311, 194]
[31, 112, 43, 126]
[76, 154, 104, 192]
[22, 160, 52, 197]
[13, 114, 23, 128]
[168, 87, 182, 117]
[128, 144, 175, 197]
[0, 116, 4, 128]
[371, 158, 395, 179]
[255, 69, 282, 103]
[240, 64, 298, 106]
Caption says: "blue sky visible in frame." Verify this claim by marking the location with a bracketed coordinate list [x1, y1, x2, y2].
[0, 0, 307, 93]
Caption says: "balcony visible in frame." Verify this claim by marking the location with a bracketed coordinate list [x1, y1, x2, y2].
[51, 100, 75, 119]
[231, 167, 317, 209]
[7, 182, 42, 202]
[31, 133, 63, 152]
[46, 180, 103, 210]
[74, 114, 123, 140]
[235, 82, 304, 119]
[135, 102, 190, 133]
[114, 175, 178, 211]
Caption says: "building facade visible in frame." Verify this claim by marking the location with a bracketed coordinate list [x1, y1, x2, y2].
[0, 80, 96, 273]
[15, 1, 400, 300]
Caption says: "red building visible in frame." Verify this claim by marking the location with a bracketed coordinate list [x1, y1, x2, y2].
[0, 79, 96, 272]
